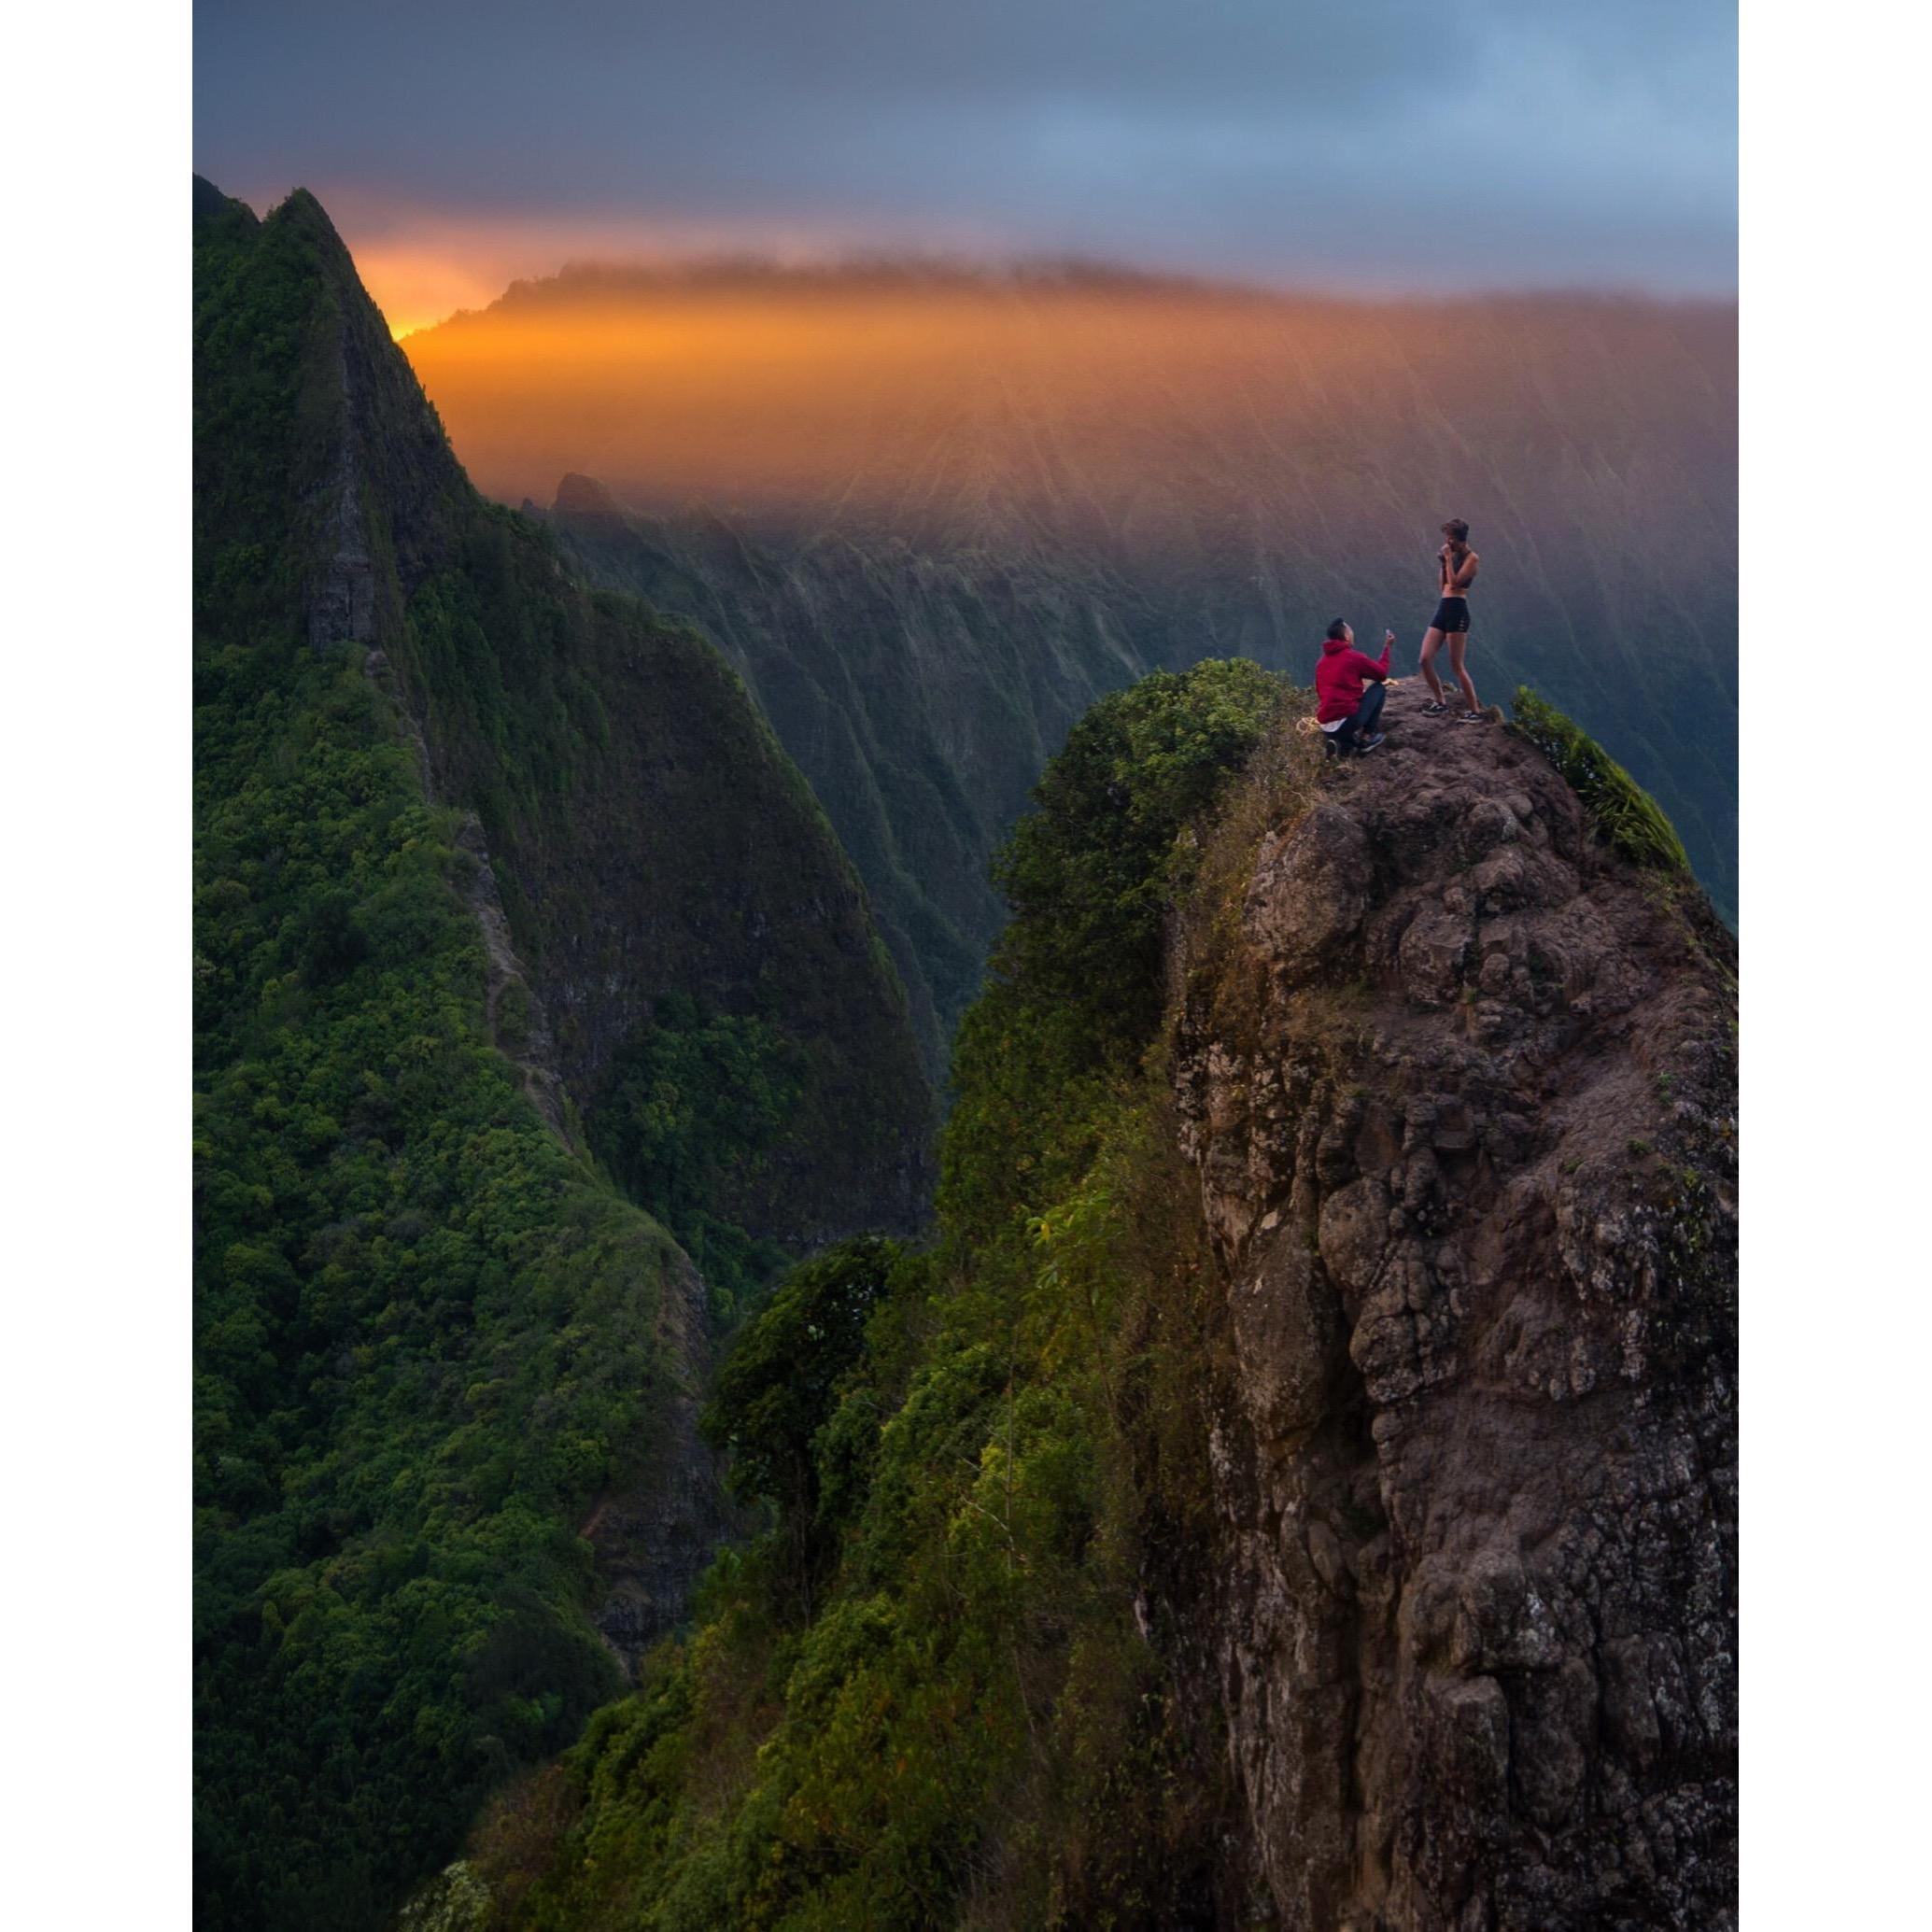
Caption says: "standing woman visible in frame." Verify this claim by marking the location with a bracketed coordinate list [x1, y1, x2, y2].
[1418, 517, 1484, 721]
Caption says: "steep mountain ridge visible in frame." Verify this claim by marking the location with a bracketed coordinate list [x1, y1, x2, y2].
[194, 176, 1735, 1926]
[202, 181, 934, 1247]
[193, 176, 930, 1931]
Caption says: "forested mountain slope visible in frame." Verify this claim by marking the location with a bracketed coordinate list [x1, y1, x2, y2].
[536, 474, 1159, 1076]
[193, 177, 931, 1931]
[419, 671, 1735, 1929]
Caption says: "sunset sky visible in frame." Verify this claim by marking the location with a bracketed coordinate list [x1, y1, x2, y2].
[193, 0, 1737, 338]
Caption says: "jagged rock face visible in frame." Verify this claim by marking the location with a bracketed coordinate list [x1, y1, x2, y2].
[1171, 686, 1737, 1929]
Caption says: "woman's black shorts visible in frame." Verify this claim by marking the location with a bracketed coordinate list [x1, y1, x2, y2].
[1429, 597, 1471, 635]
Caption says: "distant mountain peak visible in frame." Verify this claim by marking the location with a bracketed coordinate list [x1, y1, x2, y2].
[552, 472, 627, 519]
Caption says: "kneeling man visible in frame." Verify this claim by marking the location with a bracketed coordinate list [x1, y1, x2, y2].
[1316, 619, 1393, 754]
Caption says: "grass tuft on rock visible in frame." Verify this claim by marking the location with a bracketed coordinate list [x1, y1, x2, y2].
[1512, 687, 1690, 873]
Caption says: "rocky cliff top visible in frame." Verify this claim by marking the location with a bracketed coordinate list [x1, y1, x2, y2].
[1170, 681, 1737, 1928]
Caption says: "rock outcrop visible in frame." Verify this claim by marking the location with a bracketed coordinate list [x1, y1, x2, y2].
[1171, 684, 1737, 1928]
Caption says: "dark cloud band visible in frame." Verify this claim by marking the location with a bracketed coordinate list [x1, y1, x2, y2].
[194, 0, 1736, 293]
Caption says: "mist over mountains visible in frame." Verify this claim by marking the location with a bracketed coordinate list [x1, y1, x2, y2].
[404, 261, 1736, 1044]
[404, 260, 1735, 562]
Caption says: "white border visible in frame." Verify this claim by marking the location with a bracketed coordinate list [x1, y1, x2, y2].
[6, 2, 192, 1924]
[1742, 1, 1931, 1922]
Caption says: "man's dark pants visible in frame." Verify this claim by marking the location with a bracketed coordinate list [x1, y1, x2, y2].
[1333, 679, 1386, 750]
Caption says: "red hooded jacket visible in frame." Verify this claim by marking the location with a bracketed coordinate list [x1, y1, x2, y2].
[1315, 633, 1390, 722]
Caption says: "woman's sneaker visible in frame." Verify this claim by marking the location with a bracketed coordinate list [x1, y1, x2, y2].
[1421, 699, 1449, 715]
[1454, 710, 1485, 723]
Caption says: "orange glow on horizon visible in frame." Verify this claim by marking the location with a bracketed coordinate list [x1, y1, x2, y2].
[339, 204, 978, 342]
[401, 284, 1309, 529]
[390, 266, 1737, 579]
[356, 244, 524, 342]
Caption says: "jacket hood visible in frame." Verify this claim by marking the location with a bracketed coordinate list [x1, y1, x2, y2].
[1321, 635, 1351, 655]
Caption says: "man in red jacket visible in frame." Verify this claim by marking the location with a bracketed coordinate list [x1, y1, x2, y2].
[1315, 619, 1394, 754]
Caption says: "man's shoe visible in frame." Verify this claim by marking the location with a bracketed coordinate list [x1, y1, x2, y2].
[1358, 732, 1386, 753]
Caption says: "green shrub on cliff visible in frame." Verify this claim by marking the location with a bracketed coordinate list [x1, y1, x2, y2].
[1512, 686, 1690, 873]
[701, 1235, 904, 1526]
[989, 656, 1285, 1058]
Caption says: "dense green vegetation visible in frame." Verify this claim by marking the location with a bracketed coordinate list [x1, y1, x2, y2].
[981, 657, 1288, 1061]
[1511, 687, 1691, 874]
[587, 995, 802, 1319]
[193, 178, 678, 1930]
[469, 662, 1291, 1928]
[192, 176, 928, 1932]
[392, 499, 936, 1256]
[194, 618, 688, 1930]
